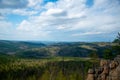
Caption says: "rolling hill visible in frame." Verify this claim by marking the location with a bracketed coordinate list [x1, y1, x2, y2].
[0, 40, 114, 58]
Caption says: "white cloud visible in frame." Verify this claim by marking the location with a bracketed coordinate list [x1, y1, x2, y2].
[57, 26, 66, 30]
[0, 8, 11, 15]
[28, 0, 42, 7]
[16, 0, 120, 41]
[45, 8, 66, 16]
[72, 32, 105, 36]
[0, 16, 5, 20]
[0, 0, 28, 9]
[0, 0, 120, 41]
[0, 0, 42, 16]
[12, 9, 37, 16]
[17, 20, 31, 31]
[16, 19, 52, 40]
[0, 21, 15, 40]
[0, 21, 13, 32]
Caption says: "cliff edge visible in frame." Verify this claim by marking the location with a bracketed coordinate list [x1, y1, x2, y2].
[86, 55, 120, 80]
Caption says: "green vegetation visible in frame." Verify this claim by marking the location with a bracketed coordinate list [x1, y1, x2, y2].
[89, 51, 99, 59]
[0, 40, 115, 59]
[112, 45, 120, 55]
[0, 33, 120, 80]
[0, 56, 98, 80]
[113, 32, 120, 44]
[102, 33, 120, 59]
[112, 32, 120, 56]
[0, 40, 45, 54]
[103, 49, 113, 59]
[0, 53, 16, 64]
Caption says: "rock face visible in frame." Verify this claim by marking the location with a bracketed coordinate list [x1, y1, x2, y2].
[86, 55, 120, 80]
[86, 69, 95, 80]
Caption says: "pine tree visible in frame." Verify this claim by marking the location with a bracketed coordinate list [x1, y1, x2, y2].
[113, 32, 120, 45]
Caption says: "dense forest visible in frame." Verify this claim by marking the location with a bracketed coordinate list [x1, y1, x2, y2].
[0, 56, 99, 80]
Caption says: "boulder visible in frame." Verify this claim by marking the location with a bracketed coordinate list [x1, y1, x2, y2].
[86, 69, 95, 80]
[109, 66, 120, 80]
[110, 61, 119, 69]
[88, 69, 95, 74]
[86, 74, 95, 80]
[102, 65, 109, 74]
[86, 55, 120, 80]
[100, 60, 109, 67]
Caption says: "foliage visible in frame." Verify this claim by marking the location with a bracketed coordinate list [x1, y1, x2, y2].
[112, 45, 120, 55]
[0, 56, 99, 80]
[0, 40, 114, 58]
[103, 49, 113, 59]
[113, 32, 120, 44]
[89, 51, 99, 59]
[0, 40, 45, 54]
[16, 50, 49, 58]
[0, 53, 15, 64]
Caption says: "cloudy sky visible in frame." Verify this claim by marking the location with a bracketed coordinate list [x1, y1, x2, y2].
[0, 0, 120, 42]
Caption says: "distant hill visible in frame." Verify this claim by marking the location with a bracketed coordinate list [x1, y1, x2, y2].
[0, 40, 115, 58]
[0, 40, 45, 54]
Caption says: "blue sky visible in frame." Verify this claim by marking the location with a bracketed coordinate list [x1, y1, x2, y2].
[0, 0, 120, 42]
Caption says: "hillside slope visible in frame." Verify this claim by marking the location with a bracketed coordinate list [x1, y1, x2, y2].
[0, 40, 114, 58]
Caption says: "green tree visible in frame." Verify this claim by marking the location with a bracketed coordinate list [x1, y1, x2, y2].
[113, 32, 120, 45]
[89, 51, 99, 59]
[112, 45, 120, 55]
[103, 49, 113, 59]
[112, 32, 120, 56]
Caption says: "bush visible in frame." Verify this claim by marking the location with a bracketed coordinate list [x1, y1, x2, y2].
[103, 49, 113, 59]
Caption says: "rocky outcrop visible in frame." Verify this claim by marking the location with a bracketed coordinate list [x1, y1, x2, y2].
[86, 55, 120, 80]
[86, 69, 95, 80]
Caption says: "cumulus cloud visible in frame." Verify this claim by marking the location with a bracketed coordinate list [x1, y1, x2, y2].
[28, 0, 42, 7]
[15, 0, 120, 41]
[44, 8, 67, 17]
[0, 0, 120, 41]
[0, 21, 15, 40]
[12, 9, 37, 16]
[0, 0, 28, 9]
[0, 0, 42, 17]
